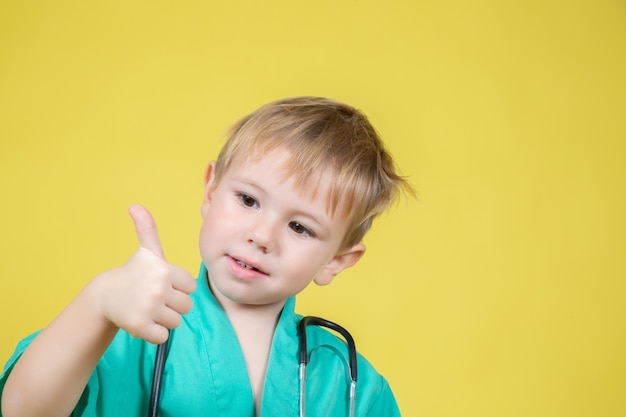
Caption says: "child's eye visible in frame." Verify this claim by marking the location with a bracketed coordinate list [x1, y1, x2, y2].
[238, 193, 259, 209]
[289, 221, 314, 237]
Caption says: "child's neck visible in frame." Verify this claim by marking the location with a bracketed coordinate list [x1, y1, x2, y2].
[207, 278, 285, 416]
[227, 305, 280, 417]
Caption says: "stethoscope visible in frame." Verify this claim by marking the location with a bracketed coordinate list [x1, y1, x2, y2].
[148, 316, 358, 417]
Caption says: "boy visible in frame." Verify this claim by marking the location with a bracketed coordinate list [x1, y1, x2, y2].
[1, 96, 412, 416]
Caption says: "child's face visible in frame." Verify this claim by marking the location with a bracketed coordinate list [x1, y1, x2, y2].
[198, 148, 365, 309]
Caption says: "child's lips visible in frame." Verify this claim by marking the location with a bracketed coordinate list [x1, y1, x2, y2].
[228, 255, 268, 276]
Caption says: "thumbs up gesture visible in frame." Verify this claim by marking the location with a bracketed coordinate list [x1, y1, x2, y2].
[94, 205, 197, 344]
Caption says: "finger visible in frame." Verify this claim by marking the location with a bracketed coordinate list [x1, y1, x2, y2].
[154, 306, 183, 330]
[128, 204, 165, 259]
[165, 290, 194, 315]
[138, 323, 170, 345]
[170, 266, 198, 295]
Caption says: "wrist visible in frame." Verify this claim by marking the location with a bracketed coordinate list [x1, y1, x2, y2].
[81, 272, 120, 334]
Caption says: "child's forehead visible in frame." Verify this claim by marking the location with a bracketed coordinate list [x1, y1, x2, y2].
[232, 148, 328, 193]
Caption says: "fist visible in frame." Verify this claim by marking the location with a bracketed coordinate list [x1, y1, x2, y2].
[94, 205, 197, 344]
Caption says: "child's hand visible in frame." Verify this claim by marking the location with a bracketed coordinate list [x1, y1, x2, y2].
[93, 204, 197, 345]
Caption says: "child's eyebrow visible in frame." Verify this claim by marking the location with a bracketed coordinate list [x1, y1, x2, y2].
[293, 209, 327, 228]
[227, 176, 266, 194]
[290, 199, 339, 236]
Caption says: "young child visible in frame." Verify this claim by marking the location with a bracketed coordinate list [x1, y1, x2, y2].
[1, 96, 412, 417]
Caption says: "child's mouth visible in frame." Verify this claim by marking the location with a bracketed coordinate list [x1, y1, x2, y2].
[235, 259, 258, 271]
[228, 255, 268, 277]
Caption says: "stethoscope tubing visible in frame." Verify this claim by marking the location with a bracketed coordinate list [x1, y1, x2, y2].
[298, 316, 358, 417]
[148, 317, 358, 417]
[149, 334, 169, 417]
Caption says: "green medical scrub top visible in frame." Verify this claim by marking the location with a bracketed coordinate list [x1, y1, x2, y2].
[1, 264, 401, 416]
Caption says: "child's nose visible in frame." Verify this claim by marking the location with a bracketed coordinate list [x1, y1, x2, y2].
[247, 216, 277, 253]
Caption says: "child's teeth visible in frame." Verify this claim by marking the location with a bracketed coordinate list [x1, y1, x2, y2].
[237, 260, 252, 269]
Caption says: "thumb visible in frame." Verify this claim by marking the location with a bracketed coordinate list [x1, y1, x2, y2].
[128, 204, 165, 259]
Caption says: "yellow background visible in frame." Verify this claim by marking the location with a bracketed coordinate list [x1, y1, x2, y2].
[1, 1, 625, 416]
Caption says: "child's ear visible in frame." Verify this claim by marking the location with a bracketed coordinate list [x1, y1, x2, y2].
[200, 161, 217, 218]
[314, 242, 366, 286]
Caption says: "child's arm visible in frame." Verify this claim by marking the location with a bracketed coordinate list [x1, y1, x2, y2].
[1, 205, 197, 417]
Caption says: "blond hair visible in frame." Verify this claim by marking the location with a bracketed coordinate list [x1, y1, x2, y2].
[214, 96, 413, 249]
